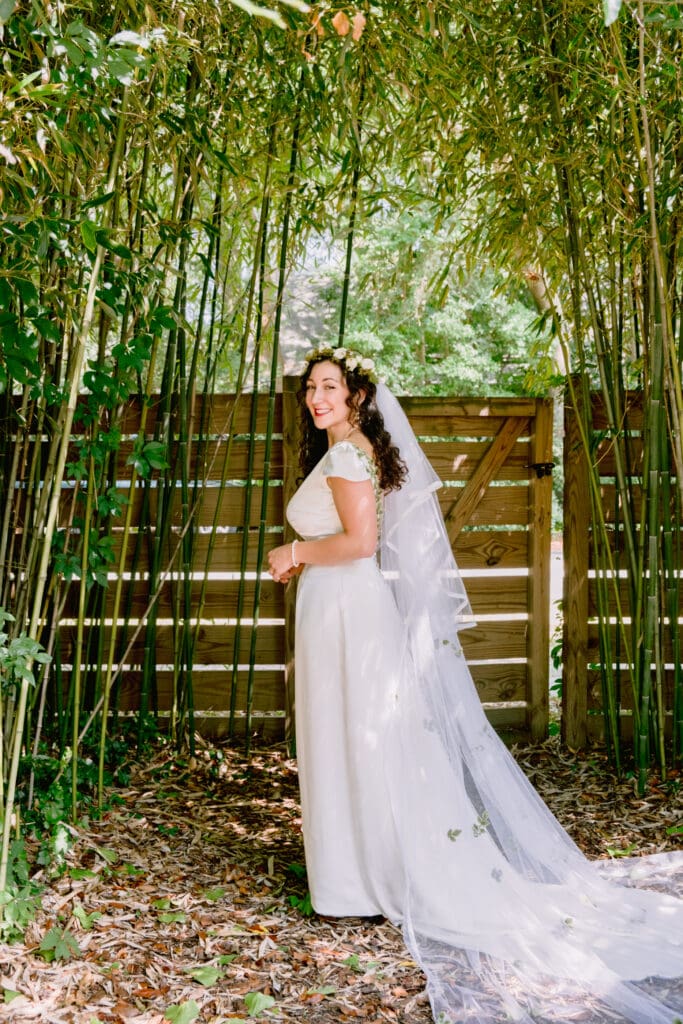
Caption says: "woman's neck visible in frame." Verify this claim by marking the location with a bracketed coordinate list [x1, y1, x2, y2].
[327, 422, 359, 446]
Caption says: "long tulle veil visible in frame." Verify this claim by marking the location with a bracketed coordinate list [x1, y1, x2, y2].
[375, 383, 683, 1024]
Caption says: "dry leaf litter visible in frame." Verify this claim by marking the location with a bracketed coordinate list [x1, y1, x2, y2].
[0, 736, 681, 1024]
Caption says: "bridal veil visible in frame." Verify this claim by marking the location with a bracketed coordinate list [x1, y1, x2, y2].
[375, 382, 683, 1024]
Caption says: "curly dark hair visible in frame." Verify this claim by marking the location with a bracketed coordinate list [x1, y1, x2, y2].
[298, 354, 407, 492]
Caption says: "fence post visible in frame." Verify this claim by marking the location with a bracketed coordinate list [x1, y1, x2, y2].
[528, 397, 553, 740]
[562, 381, 590, 748]
[282, 376, 299, 755]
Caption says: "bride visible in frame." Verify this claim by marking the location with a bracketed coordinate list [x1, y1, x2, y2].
[267, 345, 683, 1024]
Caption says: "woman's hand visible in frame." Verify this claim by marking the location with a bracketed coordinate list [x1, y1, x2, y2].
[278, 563, 304, 584]
[268, 543, 299, 583]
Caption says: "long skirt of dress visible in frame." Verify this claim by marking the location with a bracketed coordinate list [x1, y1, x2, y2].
[295, 557, 683, 1024]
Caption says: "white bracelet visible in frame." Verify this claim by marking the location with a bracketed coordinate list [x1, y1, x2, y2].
[291, 540, 300, 568]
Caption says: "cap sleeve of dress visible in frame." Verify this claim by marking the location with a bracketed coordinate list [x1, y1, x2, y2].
[322, 442, 372, 483]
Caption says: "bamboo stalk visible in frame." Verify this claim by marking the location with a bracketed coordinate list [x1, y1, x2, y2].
[0, 87, 130, 897]
[245, 73, 305, 755]
[229, 122, 277, 737]
[71, 455, 96, 819]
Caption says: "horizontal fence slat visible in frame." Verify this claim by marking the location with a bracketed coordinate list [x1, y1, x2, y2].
[469, 662, 528, 701]
[587, 577, 681, 616]
[40, 439, 285, 481]
[587, 627, 680, 665]
[62, 579, 286, 618]
[400, 395, 537, 420]
[68, 482, 285, 529]
[423, 440, 532, 482]
[588, 392, 643, 432]
[465, 575, 529, 615]
[452, 530, 530, 569]
[115, 394, 283, 436]
[116, 669, 285, 714]
[586, 668, 676, 709]
[59, 623, 285, 662]
[591, 437, 644, 477]
[108, 530, 281, 573]
[437, 486, 529, 527]
[460, 620, 527, 659]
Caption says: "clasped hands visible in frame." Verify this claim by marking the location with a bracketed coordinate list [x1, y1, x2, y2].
[267, 543, 302, 584]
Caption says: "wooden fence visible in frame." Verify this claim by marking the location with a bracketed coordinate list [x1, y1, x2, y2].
[53, 384, 554, 743]
[562, 389, 679, 747]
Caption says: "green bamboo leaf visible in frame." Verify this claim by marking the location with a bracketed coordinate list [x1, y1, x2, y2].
[163, 1001, 199, 1024]
[187, 965, 224, 986]
[203, 886, 226, 901]
[73, 903, 101, 930]
[82, 191, 116, 209]
[244, 992, 276, 1017]
[13, 278, 38, 306]
[158, 911, 186, 924]
[80, 220, 98, 253]
[92, 845, 118, 865]
[606, 843, 637, 858]
[107, 55, 136, 85]
[305, 985, 335, 996]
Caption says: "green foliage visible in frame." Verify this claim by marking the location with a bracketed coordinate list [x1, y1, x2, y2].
[0, 844, 43, 944]
[0, 887, 42, 943]
[0, 613, 52, 690]
[186, 964, 224, 986]
[287, 890, 313, 916]
[244, 992, 276, 1017]
[37, 924, 81, 962]
[72, 902, 102, 930]
[342, 953, 380, 973]
[324, 207, 538, 396]
[163, 1000, 200, 1024]
[284, 861, 313, 915]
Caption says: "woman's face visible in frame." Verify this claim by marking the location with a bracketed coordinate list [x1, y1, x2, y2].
[305, 360, 352, 438]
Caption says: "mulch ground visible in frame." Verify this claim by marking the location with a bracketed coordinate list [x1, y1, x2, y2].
[0, 736, 681, 1024]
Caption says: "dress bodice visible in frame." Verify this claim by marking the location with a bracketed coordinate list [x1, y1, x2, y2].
[286, 441, 381, 540]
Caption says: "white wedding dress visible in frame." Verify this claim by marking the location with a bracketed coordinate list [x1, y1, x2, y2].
[286, 407, 683, 1024]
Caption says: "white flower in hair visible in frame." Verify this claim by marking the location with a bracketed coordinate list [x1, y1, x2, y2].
[304, 343, 379, 383]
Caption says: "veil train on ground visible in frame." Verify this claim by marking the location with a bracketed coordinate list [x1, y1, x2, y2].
[375, 383, 683, 1024]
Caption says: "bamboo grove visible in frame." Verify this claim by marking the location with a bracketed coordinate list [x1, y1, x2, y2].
[0, 0, 682, 893]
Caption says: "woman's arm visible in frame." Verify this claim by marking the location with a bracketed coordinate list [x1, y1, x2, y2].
[268, 476, 377, 581]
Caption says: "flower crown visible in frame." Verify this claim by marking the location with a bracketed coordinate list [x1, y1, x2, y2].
[303, 345, 378, 383]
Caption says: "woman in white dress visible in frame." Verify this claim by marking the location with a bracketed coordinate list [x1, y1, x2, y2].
[268, 346, 683, 1024]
